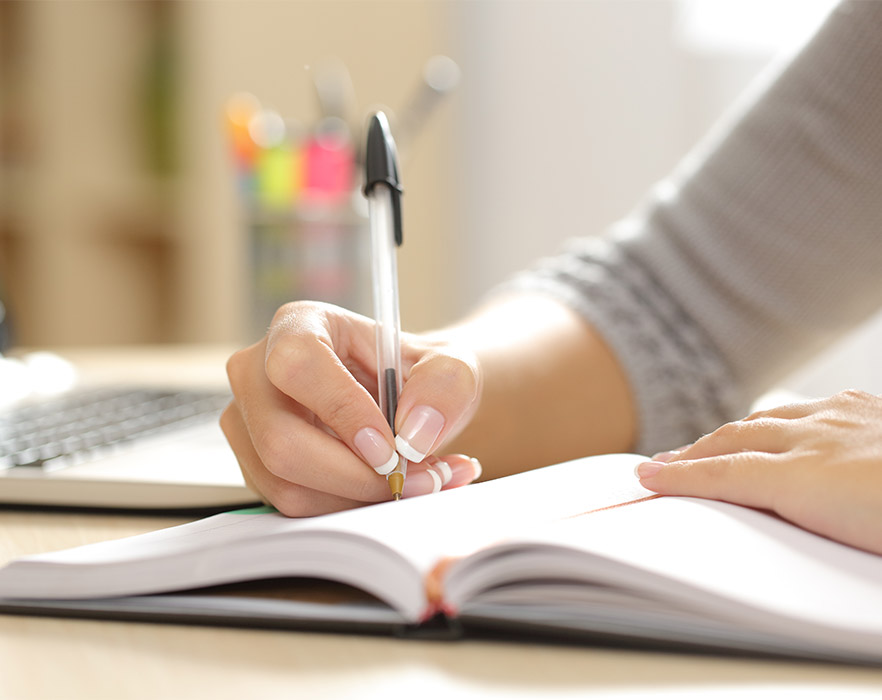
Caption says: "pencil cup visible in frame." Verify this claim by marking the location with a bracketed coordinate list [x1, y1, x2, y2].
[247, 196, 370, 340]
[226, 95, 371, 341]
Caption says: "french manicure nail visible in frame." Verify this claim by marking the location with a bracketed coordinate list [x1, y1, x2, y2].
[430, 459, 452, 486]
[354, 427, 398, 475]
[401, 468, 443, 498]
[426, 468, 442, 493]
[635, 461, 665, 479]
[395, 406, 445, 463]
[470, 457, 483, 481]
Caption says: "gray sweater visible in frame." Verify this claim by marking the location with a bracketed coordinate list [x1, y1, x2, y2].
[508, 0, 882, 454]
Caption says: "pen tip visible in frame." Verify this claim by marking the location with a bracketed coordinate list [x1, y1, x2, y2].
[388, 471, 404, 501]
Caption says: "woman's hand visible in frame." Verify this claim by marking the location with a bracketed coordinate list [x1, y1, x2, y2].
[221, 301, 483, 517]
[636, 390, 882, 555]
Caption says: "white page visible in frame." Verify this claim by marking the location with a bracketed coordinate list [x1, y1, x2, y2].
[448, 495, 882, 656]
[322, 452, 654, 573]
[0, 454, 652, 620]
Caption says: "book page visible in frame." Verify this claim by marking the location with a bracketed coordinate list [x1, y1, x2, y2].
[445, 495, 882, 658]
[0, 453, 652, 620]
[326, 453, 655, 573]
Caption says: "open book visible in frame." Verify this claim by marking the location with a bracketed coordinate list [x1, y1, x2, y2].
[1, 453, 881, 664]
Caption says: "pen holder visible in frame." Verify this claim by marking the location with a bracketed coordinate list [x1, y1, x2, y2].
[246, 196, 370, 340]
[226, 94, 372, 341]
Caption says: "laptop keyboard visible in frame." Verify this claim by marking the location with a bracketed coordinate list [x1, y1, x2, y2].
[0, 388, 231, 471]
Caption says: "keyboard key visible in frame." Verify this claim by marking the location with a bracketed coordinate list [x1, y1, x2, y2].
[0, 387, 230, 472]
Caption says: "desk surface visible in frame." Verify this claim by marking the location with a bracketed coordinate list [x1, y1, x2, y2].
[2, 347, 882, 699]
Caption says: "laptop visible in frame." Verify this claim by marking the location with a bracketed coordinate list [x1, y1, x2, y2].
[0, 298, 258, 511]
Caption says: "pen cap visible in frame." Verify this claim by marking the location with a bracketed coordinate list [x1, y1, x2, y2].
[363, 111, 403, 246]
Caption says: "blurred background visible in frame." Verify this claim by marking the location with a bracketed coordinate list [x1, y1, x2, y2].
[1, 0, 877, 396]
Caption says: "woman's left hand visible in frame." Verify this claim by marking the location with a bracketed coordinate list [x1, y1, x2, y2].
[636, 390, 882, 555]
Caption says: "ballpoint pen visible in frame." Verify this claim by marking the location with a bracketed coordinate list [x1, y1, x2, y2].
[363, 111, 406, 500]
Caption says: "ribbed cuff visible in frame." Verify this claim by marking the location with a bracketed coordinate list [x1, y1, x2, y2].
[499, 238, 746, 455]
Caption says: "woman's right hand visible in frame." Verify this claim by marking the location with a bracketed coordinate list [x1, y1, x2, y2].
[220, 301, 483, 517]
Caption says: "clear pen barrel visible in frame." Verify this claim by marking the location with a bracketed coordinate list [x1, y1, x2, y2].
[368, 187, 402, 430]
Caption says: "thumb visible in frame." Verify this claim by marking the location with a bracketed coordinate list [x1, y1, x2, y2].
[394, 343, 482, 463]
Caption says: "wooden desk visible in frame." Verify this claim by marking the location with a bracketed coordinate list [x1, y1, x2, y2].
[1, 348, 882, 698]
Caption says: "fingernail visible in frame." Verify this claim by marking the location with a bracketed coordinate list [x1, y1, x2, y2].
[428, 458, 452, 486]
[651, 450, 681, 463]
[402, 468, 443, 498]
[635, 461, 665, 479]
[354, 427, 398, 475]
[395, 406, 445, 463]
[470, 457, 483, 481]
[426, 468, 442, 493]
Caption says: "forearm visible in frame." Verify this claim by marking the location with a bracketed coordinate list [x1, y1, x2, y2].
[436, 294, 637, 480]
[479, 1, 882, 458]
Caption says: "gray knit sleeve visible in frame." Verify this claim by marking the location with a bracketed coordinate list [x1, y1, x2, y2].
[504, 0, 882, 455]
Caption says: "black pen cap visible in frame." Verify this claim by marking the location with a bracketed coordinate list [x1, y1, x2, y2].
[363, 111, 403, 246]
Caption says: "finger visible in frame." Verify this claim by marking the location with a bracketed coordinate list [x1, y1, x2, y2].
[394, 346, 481, 463]
[252, 407, 394, 502]
[437, 454, 484, 488]
[220, 401, 266, 502]
[742, 394, 842, 422]
[651, 401, 825, 463]
[653, 397, 831, 464]
[264, 304, 400, 477]
[651, 444, 693, 462]
[674, 416, 798, 461]
[220, 402, 365, 516]
[635, 451, 787, 511]
[228, 340, 392, 503]
[249, 465, 366, 517]
[402, 454, 482, 498]
[224, 394, 481, 508]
